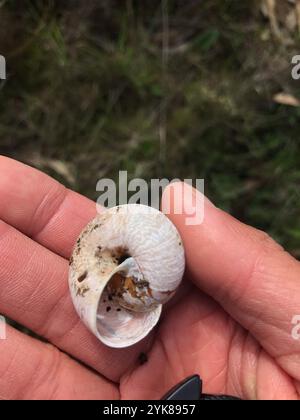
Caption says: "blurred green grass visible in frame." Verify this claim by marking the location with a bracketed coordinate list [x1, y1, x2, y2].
[1, 0, 300, 255]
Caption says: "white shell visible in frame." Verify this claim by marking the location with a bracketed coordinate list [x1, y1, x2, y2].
[69, 204, 185, 348]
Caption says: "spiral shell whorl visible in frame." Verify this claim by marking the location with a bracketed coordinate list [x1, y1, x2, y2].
[69, 204, 185, 348]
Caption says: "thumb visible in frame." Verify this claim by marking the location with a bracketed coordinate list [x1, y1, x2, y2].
[162, 182, 300, 381]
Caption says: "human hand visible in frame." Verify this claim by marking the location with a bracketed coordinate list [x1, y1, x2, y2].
[0, 156, 299, 400]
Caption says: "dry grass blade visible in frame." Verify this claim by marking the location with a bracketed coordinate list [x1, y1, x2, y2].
[273, 92, 300, 106]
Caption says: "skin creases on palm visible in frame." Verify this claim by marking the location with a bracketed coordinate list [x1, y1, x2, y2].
[120, 286, 298, 400]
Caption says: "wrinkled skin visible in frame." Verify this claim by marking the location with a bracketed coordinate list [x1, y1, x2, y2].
[0, 156, 299, 400]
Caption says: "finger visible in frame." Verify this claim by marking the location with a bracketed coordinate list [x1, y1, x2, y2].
[0, 220, 153, 382]
[162, 182, 300, 380]
[122, 290, 297, 400]
[0, 324, 118, 400]
[0, 155, 96, 258]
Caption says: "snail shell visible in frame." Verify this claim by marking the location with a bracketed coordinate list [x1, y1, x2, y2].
[69, 204, 185, 348]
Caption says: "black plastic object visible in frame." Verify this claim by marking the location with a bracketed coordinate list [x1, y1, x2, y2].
[162, 375, 242, 400]
[163, 375, 202, 400]
[200, 394, 242, 400]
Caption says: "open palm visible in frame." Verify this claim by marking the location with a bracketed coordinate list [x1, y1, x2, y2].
[0, 156, 299, 400]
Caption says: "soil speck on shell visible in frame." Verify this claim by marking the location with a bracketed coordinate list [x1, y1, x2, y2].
[78, 271, 88, 283]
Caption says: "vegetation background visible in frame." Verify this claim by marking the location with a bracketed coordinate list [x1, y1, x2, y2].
[1, 0, 300, 256]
